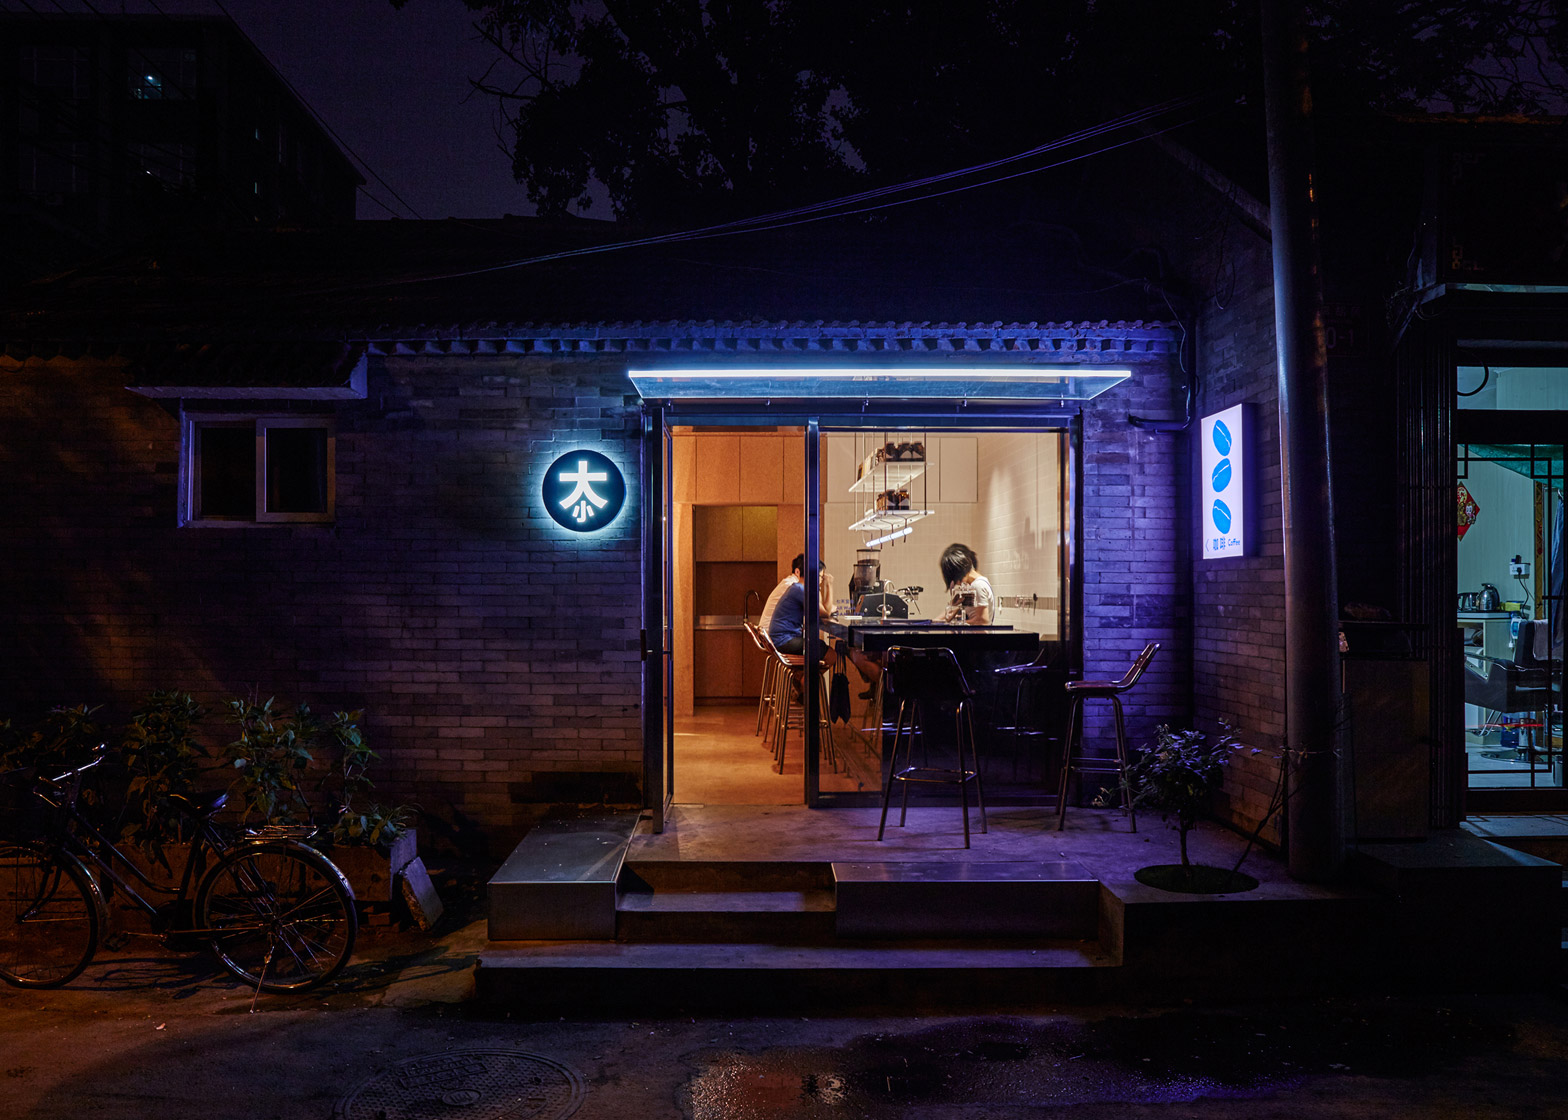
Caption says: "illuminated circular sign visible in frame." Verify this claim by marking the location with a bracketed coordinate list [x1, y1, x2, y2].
[542, 449, 626, 532]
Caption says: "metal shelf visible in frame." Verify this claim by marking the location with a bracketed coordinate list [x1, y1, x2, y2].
[848, 461, 926, 494]
[847, 509, 934, 533]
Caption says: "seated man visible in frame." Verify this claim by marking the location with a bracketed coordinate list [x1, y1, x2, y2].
[767, 557, 834, 654]
[758, 553, 804, 640]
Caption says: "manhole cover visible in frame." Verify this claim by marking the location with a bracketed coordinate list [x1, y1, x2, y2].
[335, 1048, 584, 1120]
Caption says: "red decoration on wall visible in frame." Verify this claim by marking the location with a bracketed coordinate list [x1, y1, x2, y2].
[1457, 483, 1481, 539]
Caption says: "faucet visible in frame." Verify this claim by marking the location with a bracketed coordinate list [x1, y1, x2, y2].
[744, 589, 761, 623]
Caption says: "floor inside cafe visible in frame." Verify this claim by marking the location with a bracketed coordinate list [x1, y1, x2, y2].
[663, 701, 1319, 897]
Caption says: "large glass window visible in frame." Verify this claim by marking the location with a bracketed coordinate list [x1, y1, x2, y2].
[1457, 437, 1564, 793]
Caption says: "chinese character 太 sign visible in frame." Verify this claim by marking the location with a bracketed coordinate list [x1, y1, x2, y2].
[543, 449, 626, 532]
[1200, 403, 1251, 559]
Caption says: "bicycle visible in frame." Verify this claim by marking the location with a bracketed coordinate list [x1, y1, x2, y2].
[0, 747, 357, 994]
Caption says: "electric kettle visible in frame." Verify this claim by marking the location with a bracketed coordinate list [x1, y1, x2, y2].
[1478, 583, 1501, 611]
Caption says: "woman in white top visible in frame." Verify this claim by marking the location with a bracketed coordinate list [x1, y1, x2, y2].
[939, 543, 995, 625]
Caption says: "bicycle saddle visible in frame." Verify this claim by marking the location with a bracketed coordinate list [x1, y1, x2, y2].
[168, 789, 229, 818]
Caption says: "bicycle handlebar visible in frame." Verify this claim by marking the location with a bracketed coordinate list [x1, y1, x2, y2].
[47, 744, 108, 787]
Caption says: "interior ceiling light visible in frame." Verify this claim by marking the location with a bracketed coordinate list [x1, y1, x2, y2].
[864, 526, 914, 547]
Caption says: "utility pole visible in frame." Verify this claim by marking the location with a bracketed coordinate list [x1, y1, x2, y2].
[1260, 0, 1344, 880]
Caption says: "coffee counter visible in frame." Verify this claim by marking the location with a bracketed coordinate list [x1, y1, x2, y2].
[821, 617, 1038, 654]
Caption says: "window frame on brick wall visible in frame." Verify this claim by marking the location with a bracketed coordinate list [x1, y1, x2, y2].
[180, 413, 336, 527]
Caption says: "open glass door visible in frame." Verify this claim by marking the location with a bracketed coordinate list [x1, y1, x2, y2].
[1456, 407, 1565, 807]
[641, 408, 675, 830]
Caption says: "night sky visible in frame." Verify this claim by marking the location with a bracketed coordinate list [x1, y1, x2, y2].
[53, 0, 542, 220]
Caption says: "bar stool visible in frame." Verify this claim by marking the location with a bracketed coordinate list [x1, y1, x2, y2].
[877, 646, 987, 848]
[990, 643, 1064, 780]
[771, 646, 838, 775]
[1056, 642, 1159, 832]
[745, 621, 779, 739]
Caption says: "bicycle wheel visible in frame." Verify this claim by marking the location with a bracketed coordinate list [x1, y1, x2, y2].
[0, 843, 100, 988]
[196, 841, 356, 992]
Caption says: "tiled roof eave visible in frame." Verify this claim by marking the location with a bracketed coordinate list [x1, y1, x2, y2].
[359, 320, 1180, 362]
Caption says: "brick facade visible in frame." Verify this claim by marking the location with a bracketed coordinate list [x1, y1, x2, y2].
[1190, 228, 1288, 845]
[0, 352, 644, 847]
[2, 322, 1187, 849]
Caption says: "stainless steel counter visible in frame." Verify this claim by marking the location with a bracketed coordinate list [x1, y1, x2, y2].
[695, 614, 746, 631]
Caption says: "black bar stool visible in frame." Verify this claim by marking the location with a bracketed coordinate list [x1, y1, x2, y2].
[877, 645, 987, 848]
[1056, 642, 1160, 832]
[990, 643, 1065, 780]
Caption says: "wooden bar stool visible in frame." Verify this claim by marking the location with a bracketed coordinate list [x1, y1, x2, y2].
[745, 621, 778, 739]
[877, 646, 987, 848]
[1056, 642, 1160, 832]
[771, 646, 837, 775]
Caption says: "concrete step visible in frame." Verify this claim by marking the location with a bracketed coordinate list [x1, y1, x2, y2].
[615, 860, 837, 942]
[475, 939, 1113, 1015]
[833, 860, 1099, 939]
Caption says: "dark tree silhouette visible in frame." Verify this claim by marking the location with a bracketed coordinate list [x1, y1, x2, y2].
[395, 0, 1568, 221]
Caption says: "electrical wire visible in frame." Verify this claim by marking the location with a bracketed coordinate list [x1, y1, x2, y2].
[321, 101, 1213, 293]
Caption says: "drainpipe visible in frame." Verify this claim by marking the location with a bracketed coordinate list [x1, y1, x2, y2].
[1260, 0, 1344, 880]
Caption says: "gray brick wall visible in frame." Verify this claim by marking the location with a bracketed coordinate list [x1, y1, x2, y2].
[1079, 363, 1192, 758]
[0, 353, 644, 849]
[1191, 232, 1288, 845]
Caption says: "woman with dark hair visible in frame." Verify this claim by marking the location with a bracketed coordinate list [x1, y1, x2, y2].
[939, 543, 995, 625]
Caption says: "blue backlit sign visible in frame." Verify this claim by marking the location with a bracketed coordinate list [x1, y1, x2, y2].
[543, 449, 625, 532]
[1200, 403, 1251, 559]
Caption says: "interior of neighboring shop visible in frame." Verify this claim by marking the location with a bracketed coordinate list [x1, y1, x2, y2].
[1457, 364, 1566, 790]
[668, 425, 1068, 806]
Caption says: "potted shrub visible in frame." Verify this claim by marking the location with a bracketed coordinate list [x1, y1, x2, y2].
[1116, 722, 1262, 894]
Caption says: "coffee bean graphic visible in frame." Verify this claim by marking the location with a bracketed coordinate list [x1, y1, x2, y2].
[1212, 420, 1232, 456]
[1212, 457, 1232, 492]
[1213, 499, 1232, 534]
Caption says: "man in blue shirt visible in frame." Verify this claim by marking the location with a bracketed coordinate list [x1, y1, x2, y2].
[767, 555, 833, 654]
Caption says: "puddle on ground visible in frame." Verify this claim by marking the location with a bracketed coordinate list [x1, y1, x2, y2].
[681, 1001, 1510, 1118]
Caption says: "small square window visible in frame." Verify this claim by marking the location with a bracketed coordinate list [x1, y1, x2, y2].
[184, 416, 334, 525]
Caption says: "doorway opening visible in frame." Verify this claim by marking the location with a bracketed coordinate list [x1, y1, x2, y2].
[670, 426, 809, 804]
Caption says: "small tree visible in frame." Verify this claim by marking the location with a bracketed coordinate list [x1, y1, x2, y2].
[1122, 721, 1255, 881]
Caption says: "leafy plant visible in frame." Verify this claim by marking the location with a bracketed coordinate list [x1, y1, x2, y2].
[120, 691, 209, 864]
[222, 700, 413, 849]
[317, 709, 414, 849]
[222, 697, 317, 828]
[1116, 721, 1258, 880]
[0, 704, 102, 776]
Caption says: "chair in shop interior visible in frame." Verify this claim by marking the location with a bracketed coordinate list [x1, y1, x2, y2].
[1056, 641, 1159, 832]
[1464, 637, 1551, 769]
[877, 645, 987, 848]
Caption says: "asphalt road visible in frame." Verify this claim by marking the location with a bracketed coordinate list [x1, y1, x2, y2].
[2, 918, 1567, 1119]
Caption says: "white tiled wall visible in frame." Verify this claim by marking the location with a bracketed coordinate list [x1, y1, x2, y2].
[977, 432, 1064, 637]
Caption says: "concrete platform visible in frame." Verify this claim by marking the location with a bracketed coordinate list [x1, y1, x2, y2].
[476, 804, 1566, 1011]
[486, 812, 640, 940]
